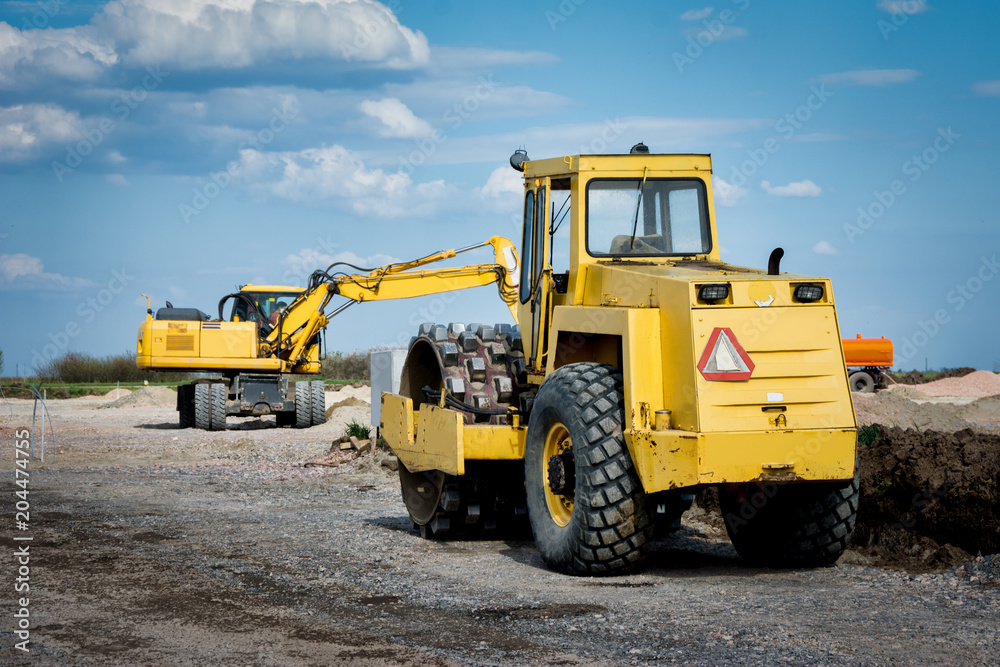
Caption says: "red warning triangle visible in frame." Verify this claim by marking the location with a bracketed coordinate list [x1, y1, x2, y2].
[698, 327, 755, 381]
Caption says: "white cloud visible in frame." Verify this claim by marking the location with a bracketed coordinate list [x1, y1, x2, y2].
[812, 240, 839, 255]
[0, 21, 118, 88]
[106, 173, 130, 186]
[0, 104, 85, 161]
[479, 166, 522, 200]
[680, 7, 714, 21]
[815, 69, 921, 87]
[0, 0, 430, 88]
[713, 176, 747, 207]
[236, 143, 454, 218]
[0, 253, 97, 291]
[971, 80, 1000, 97]
[761, 180, 822, 197]
[877, 1, 930, 15]
[359, 97, 432, 139]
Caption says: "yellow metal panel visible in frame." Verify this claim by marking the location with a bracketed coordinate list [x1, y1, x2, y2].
[383, 399, 466, 476]
[200, 323, 256, 358]
[694, 305, 856, 433]
[627, 427, 857, 492]
[464, 425, 525, 460]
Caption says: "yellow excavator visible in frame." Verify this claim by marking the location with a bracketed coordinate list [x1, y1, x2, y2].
[135, 237, 519, 430]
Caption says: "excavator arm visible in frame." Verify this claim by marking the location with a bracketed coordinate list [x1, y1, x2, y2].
[264, 237, 520, 371]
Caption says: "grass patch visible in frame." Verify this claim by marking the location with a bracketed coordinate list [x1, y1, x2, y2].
[344, 419, 372, 441]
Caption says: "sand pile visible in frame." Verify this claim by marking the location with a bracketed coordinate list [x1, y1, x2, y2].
[910, 370, 1000, 398]
[101, 386, 176, 409]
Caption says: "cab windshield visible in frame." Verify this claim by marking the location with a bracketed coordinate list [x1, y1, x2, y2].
[586, 178, 711, 256]
[230, 291, 301, 323]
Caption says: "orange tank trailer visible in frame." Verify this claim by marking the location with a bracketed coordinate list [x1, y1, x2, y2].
[841, 334, 893, 392]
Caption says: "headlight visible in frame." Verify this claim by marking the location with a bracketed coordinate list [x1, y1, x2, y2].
[698, 283, 729, 303]
[793, 283, 824, 302]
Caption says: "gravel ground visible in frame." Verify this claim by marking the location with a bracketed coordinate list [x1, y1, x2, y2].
[1, 389, 998, 665]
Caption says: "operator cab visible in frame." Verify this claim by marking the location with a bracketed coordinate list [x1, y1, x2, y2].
[228, 285, 304, 327]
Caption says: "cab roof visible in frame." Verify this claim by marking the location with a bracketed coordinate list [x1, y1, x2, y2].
[523, 153, 713, 179]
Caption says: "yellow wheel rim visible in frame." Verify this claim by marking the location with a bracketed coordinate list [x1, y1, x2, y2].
[543, 423, 574, 527]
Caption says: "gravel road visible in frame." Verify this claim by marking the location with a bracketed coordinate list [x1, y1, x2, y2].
[2, 392, 998, 665]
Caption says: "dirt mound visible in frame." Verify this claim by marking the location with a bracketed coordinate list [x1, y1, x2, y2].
[852, 426, 1000, 570]
[325, 396, 368, 419]
[890, 367, 977, 385]
[103, 387, 132, 399]
[914, 370, 1000, 398]
[100, 386, 176, 409]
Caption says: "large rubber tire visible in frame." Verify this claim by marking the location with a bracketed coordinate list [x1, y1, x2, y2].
[209, 383, 226, 431]
[719, 470, 860, 568]
[295, 382, 312, 429]
[524, 362, 653, 575]
[194, 384, 211, 430]
[850, 371, 875, 393]
[310, 380, 327, 426]
[178, 385, 195, 429]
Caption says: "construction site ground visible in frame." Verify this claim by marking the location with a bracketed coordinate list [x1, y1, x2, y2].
[1, 377, 998, 665]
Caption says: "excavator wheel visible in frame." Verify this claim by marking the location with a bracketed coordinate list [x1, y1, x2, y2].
[294, 381, 312, 428]
[194, 383, 212, 430]
[310, 380, 327, 426]
[209, 383, 227, 431]
[178, 385, 195, 429]
[523, 362, 653, 575]
[396, 322, 529, 538]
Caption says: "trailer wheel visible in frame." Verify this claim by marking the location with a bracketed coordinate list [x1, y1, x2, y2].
[310, 380, 326, 426]
[194, 384, 211, 430]
[209, 383, 226, 431]
[295, 382, 312, 428]
[849, 371, 875, 393]
[524, 362, 653, 575]
[719, 469, 860, 568]
[178, 385, 195, 429]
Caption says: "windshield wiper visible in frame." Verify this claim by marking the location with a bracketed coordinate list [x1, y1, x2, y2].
[628, 167, 650, 249]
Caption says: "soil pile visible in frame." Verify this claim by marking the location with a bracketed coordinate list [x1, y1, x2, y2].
[852, 389, 1000, 434]
[100, 386, 176, 409]
[890, 367, 976, 385]
[914, 370, 1000, 398]
[853, 426, 1000, 570]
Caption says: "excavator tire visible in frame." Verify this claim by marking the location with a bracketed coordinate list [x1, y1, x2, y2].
[524, 362, 653, 575]
[178, 385, 195, 429]
[194, 383, 211, 430]
[310, 380, 327, 426]
[295, 381, 312, 429]
[718, 468, 860, 568]
[397, 322, 529, 538]
[209, 383, 226, 431]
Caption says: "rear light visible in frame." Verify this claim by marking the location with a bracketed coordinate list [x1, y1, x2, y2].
[793, 283, 824, 302]
[698, 283, 729, 303]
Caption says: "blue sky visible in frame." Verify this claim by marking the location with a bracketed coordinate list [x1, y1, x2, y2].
[1, 0, 998, 376]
